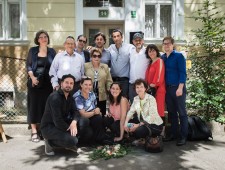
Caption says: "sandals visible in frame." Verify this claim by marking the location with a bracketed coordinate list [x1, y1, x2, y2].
[31, 133, 40, 143]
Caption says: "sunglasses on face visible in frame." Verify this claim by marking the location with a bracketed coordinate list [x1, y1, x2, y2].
[92, 54, 101, 58]
[78, 39, 87, 44]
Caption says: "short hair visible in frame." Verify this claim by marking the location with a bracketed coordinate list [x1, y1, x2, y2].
[134, 78, 148, 90]
[163, 36, 174, 44]
[90, 47, 102, 57]
[145, 44, 161, 59]
[112, 29, 123, 36]
[77, 34, 87, 42]
[61, 74, 76, 83]
[64, 36, 75, 44]
[34, 30, 50, 45]
[94, 32, 106, 44]
[80, 76, 92, 85]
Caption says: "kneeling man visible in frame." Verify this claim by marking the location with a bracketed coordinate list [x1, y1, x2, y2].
[41, 74, 80, 156]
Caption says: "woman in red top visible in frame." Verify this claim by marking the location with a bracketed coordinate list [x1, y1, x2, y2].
[145, 44, 166, 135]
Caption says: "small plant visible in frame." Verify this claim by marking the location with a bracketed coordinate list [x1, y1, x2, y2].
[186, 0, 225, 123]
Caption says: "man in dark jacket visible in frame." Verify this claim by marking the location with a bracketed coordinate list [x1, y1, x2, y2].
[41, 74, 81, 155]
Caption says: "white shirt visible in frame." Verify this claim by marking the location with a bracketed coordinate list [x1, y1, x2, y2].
[129, 46, 149, 84]
[49, 50, 84, 88]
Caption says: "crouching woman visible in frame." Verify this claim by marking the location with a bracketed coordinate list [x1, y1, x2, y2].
[124, 79, 163, 144]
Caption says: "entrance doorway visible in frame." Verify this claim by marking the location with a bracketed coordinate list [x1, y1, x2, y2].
[84, 23, 123, 47]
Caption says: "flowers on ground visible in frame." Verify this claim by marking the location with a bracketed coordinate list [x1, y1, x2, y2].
[89, 144, 129, 160]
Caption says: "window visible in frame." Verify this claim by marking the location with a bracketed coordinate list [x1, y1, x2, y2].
[145, 1, 173, 39]
[0, 0, 27, 40]
[83, 0, 123, 7]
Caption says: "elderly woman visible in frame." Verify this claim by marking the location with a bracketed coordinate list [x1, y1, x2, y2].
[84, 47, 113, 117]
[26, 30, 56, 142]
[124, 79, 163, 147]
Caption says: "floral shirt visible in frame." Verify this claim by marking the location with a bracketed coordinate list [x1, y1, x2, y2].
[73, 90, 97, 111]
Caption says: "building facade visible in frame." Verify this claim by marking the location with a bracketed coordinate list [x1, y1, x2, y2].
[0, 0, 225, 120]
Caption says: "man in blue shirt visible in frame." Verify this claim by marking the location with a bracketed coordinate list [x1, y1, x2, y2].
[161, 36, 188, 146]
[108, 29, 133, 98]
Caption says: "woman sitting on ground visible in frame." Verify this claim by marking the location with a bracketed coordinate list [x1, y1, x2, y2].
[104, 82, 129, 142]
[124, 79, 163, 146]
[73, 77, 107, 144]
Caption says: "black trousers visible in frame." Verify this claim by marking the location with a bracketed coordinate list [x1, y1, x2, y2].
[80, 115, 105, 143]
[103, 116, 120, 137]
[97, 99, 107, 117]
[41, 124, 78, 148]
[134, 124, 163, 139]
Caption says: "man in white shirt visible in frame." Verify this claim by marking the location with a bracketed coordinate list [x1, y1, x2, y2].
[129, 32, 150, 103]
[49, 36, 84, 94]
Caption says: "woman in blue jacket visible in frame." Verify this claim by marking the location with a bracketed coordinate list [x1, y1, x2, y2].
[26, 30, 56, 142]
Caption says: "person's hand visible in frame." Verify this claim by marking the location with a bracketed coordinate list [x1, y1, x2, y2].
[31, 76, 39, 86]
[124, 123, 129, 132]
[86, 46, 93, 51]
[114, 136, 123, 142]
[54, 85, 60, 91]
[176, 87, 183, 96]
[94, 108, 101, 115]
[128, 123, 139, 132]
[67, 120, 77, 136]
[149, 83, 156, 87]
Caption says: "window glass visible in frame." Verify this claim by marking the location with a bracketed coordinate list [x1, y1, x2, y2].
[0, 4, 2, 38]
[145, 5, 155, 39]
[83, 0, 123, 7]
[88, 29, 100, 46]
[160, 5, 171, 37]
[9, 3, 20, 38]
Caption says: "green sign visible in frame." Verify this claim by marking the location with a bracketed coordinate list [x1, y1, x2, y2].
[99, 10, 109, 18]
[131, 11, 136, 18]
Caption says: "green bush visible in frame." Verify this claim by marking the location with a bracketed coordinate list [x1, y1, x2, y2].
[186, 0, 225, 123]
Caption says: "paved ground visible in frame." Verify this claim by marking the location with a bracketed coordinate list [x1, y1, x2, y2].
[1, 133, 225, 170]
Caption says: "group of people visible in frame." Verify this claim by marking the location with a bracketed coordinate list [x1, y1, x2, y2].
[26, 29, 188, 156]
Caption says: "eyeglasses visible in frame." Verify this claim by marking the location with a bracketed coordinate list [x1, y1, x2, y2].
[92, 54, 101, 58]
[78, 39, 87, 44]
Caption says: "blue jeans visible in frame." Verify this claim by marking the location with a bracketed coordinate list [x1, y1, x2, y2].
[166, 85, 188, 139]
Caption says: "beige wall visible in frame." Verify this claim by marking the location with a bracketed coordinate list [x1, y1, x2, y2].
[27, 0, 76, 49]
[184, 0, 225, 41]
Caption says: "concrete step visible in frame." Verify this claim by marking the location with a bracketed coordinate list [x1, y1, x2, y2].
[3, 124, 30, 137]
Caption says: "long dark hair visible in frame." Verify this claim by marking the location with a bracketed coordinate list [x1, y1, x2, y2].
[145, 44, 161, 64]
[108, 82, 123, 105]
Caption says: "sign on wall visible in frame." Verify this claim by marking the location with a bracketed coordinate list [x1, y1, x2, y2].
[99, 10, 109, 17]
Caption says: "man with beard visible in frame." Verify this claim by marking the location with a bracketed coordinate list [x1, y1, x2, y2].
[41, 74, 82, 156]
[129, 32, 150, 103]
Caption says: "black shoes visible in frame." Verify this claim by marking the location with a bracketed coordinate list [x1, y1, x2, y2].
[163, 135, 176, 142]
[176, 138, 186, 146]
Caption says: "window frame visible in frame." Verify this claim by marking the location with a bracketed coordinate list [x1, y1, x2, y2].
[0, 0, 28, 44]
[145, 0, 174, 40]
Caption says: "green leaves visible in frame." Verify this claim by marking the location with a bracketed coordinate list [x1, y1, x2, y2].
[186, 0, 225, 123]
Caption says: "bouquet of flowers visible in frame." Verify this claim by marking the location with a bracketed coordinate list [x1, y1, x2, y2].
[89, 144, 129, 160]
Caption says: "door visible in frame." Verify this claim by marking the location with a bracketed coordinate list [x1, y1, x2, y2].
[84, 23, 123, 47]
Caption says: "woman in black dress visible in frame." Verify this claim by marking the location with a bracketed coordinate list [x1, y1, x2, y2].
[26, 30, 56, 142]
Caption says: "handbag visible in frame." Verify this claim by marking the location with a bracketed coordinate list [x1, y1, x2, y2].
[144, 123, 163, 153]
[146, 86, 156, 97]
